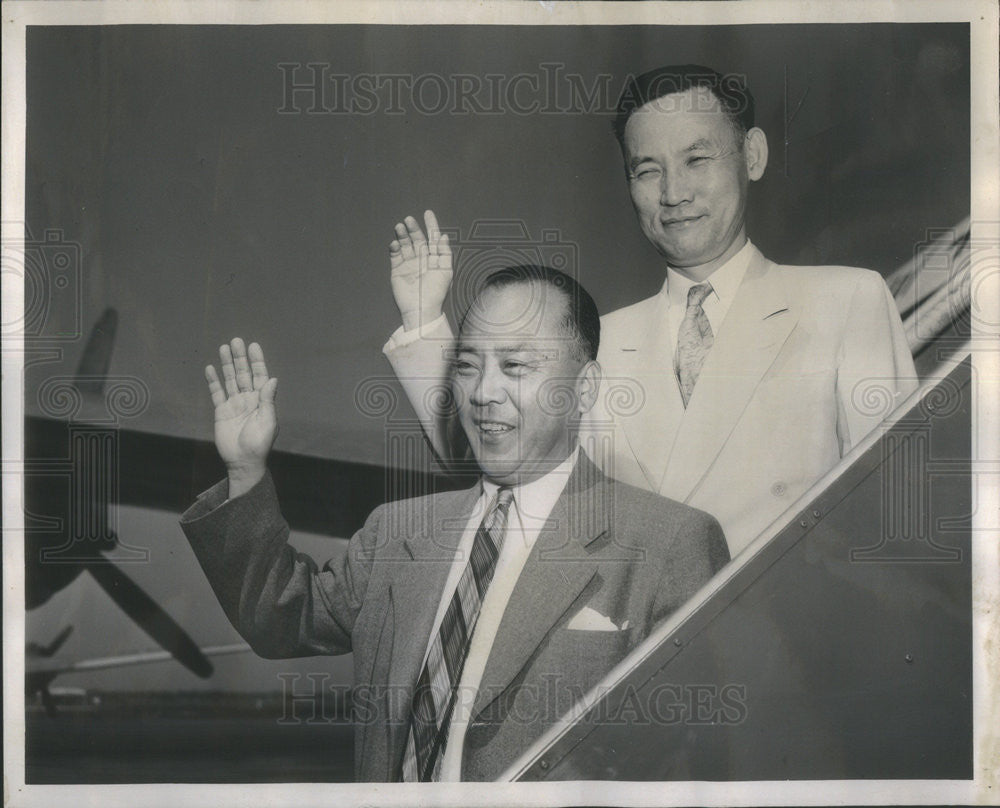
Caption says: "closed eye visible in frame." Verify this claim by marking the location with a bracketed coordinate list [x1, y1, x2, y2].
[503, 360, 534, 375]
[452, 358, 479, 375]
[631, 166, 661, 180]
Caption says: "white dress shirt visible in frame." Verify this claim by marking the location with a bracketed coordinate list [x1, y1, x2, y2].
[421, 448, 579, 781]
[662, 238, 755, 362]
[384, 312, 449, 351]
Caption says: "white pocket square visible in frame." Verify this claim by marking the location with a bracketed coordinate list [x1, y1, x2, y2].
[566, 606, 629, 632]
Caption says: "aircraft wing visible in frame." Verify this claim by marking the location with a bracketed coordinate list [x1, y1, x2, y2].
[25, 413, 467, 538]
[27, 643, 252, 678]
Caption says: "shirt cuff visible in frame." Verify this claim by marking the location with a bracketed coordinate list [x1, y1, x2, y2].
[382, 314, 449, 353]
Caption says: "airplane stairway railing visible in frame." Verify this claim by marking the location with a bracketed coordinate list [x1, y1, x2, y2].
[504, 349, 973, 781]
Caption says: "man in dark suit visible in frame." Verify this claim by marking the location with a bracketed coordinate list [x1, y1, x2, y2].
[180, 265, 729, 782]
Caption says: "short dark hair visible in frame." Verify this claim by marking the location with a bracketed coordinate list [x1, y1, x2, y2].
[463, 264, 600, 362]
[612, 64, 755, 151]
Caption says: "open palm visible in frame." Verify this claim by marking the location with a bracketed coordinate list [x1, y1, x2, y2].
[389, 209, 453, 332]
[205, 338, 278, 471]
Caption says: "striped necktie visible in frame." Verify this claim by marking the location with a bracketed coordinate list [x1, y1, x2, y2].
[675, 283, 714, 407]
[400, 486, 515, 782]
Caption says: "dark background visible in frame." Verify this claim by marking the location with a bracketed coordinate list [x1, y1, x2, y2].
[25, 23, 970, 465]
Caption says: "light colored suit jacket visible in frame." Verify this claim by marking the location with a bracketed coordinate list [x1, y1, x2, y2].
[385, 245, 917, 556]
[179, 454, 728, 781]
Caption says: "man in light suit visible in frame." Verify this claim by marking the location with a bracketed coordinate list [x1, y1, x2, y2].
[180, 265, 728, 782]
[383, 65, 917, 556]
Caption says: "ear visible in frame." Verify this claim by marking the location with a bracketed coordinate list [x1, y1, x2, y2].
[743, 127, 768, 181]
[576, 360, 602, 415]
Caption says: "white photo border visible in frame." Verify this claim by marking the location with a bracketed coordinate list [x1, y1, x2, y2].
[3, 1, 998, 806]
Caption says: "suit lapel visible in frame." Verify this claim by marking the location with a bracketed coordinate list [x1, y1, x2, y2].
[381, 484, 481, 775]
[388, 484, 482, 684]
[660, 249, 798, 501]
[612, 293, 686, 491]
[469, 456, 607, 723]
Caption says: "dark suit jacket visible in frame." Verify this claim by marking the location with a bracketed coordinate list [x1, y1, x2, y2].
[180, 453, 729, 781]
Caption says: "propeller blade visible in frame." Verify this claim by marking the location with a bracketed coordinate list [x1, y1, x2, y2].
[85, 561, 213, 678]
[74, 307, 118, 395]
[27, 625, 75, 658]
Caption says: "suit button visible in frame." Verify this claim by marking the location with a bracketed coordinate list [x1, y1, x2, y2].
[771, 482, 787, 497]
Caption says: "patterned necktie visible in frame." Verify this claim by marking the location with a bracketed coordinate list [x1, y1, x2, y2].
[401, 486, 515, 782]
[675, 283, 715, 407]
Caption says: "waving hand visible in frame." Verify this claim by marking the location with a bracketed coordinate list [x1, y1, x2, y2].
[389, 209, 453, 332]
[204, 338, 278, 498]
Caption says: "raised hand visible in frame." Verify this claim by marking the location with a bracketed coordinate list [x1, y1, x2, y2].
[389, 209, 453, 332]
[204, 338, 278, 498]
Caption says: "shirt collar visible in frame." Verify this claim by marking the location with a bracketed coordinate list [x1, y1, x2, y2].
[661, 239, 755, 313]
[481, 446, 579, 526]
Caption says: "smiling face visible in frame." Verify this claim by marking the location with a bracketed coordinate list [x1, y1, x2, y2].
[452, 281, 599, 486]
[623, 85, 767, 278]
